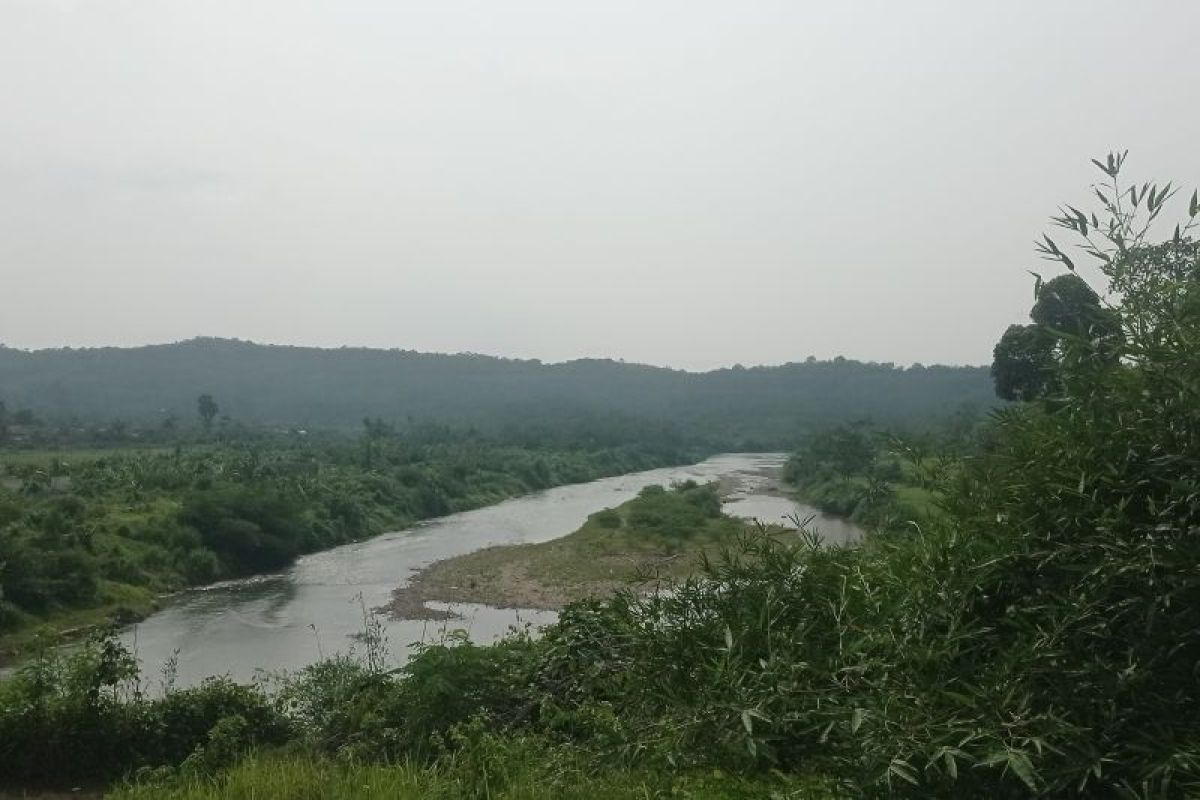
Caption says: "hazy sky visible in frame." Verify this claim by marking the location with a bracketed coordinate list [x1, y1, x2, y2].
[2, 1, 1198, 370]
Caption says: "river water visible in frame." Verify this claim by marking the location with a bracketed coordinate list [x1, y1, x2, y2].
[116, 453, 861, 687]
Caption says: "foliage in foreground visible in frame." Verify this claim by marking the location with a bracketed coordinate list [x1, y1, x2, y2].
[109, 739, 840, 800]
[0, 422, 690, 645]
[284, 156, 1200, 796]
[4, 154, 1200, 798]
[781, 419, 967, 534]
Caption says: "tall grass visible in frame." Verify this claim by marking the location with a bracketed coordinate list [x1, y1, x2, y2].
[109, 744, 841, 800]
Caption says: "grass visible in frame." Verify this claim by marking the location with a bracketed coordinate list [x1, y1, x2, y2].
[0, 476, 181, 653]
[0, 581, 159, 664]
[0, 446, 179, 468]
[786, 456, 945, 533]
[0, 493, 180, 663]
[108, 752, 842, 800]
[893, 484, 940, 521]
[386, 483, 778, 616]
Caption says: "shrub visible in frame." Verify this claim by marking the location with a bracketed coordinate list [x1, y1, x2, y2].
[0, 632, 286, 786]
[593, 508, 622, 529]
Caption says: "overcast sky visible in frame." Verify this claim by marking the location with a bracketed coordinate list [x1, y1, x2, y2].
[1, 1, 1197, 370]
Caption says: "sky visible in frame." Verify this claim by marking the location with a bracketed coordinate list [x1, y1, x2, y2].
[1, 1, 1198, 370]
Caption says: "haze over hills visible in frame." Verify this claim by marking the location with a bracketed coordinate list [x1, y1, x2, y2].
[0, 338, 995, 446]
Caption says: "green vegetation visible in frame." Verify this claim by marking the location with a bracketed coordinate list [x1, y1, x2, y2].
[109, 747, 840, 800]
[0, 422, 692, 655]
[2, 153, 1199, 798]
[387, 481, 755, 614]
[0, 343, 994, 449]
[781, 421, 965, 533]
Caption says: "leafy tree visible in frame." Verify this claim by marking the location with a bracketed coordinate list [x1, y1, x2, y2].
[784, 423, 878, 481]
[179, 487, 309, 573]
[991, 272, 1118, 401]
[0, 340, 997, 447]
[951, 152, 1200, 792]
[196, 393, 219, 432]
[360, 417, 392, 468]
[991, 323, 1054, 401]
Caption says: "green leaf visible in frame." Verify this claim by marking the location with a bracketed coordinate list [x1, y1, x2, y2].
[1007, 751, 1039, 791]
[851, 707, 866, 733]
[889, 759, 919, 786]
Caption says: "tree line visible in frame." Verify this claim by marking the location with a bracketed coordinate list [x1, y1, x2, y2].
[0, 420, 696, 644]
[0, 344, 995, 449]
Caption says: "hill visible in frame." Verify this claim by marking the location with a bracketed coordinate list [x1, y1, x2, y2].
[0, 338, 994, 446]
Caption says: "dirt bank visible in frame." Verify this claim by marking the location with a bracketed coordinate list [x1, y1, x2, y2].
[382, 474, 789, 621]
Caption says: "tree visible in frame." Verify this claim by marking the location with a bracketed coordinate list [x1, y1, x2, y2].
[361, 417, 392, 468]
[991, 324, 1053, 401]
[958, 153, 1200, 791]
[785, 423, 878, 481]
[197, 394, 219, 432]
[992, 271, 1119, 401]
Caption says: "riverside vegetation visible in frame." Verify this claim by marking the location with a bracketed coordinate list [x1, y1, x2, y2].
[3, 154, 1200, 797]
[385, 480, 757, 617]
[0, 418, 694, 657]
[779, 417, 973, 535]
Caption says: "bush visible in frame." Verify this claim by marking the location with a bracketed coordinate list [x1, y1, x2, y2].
[178, 488, 311, 573]
[626, 482, 723, 536]
[0, 632, 286, 786]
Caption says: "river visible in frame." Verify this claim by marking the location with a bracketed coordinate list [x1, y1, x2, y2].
[116, 453, 861, 688]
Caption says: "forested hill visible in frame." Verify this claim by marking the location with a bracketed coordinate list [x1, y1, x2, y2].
[0, 338, 993, 443]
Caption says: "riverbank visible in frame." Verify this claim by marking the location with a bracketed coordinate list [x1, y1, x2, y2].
[781, 430, 945, 535]
[0, 588, 158, 667]
[0, 438, 695, 669]
[384, 477, 792, 620]
[82, 454, 809, 688]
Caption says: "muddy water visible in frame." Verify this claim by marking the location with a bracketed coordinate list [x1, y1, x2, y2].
[116, 453, 861, 687]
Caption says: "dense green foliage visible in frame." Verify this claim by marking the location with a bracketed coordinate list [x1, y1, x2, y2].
[109, 750, 836, 800]
[0, 424, 692, 646]
[0, 342, 993, 448]
[0, 628, 829, 796]
[990, 272, 1119, 401]
[0, 628, 290, 785]
[258, 156, 1195, 797]
[625, 480, 724, 535]
[4, 154, 1199, 798]
[781, 421, 964, 533]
